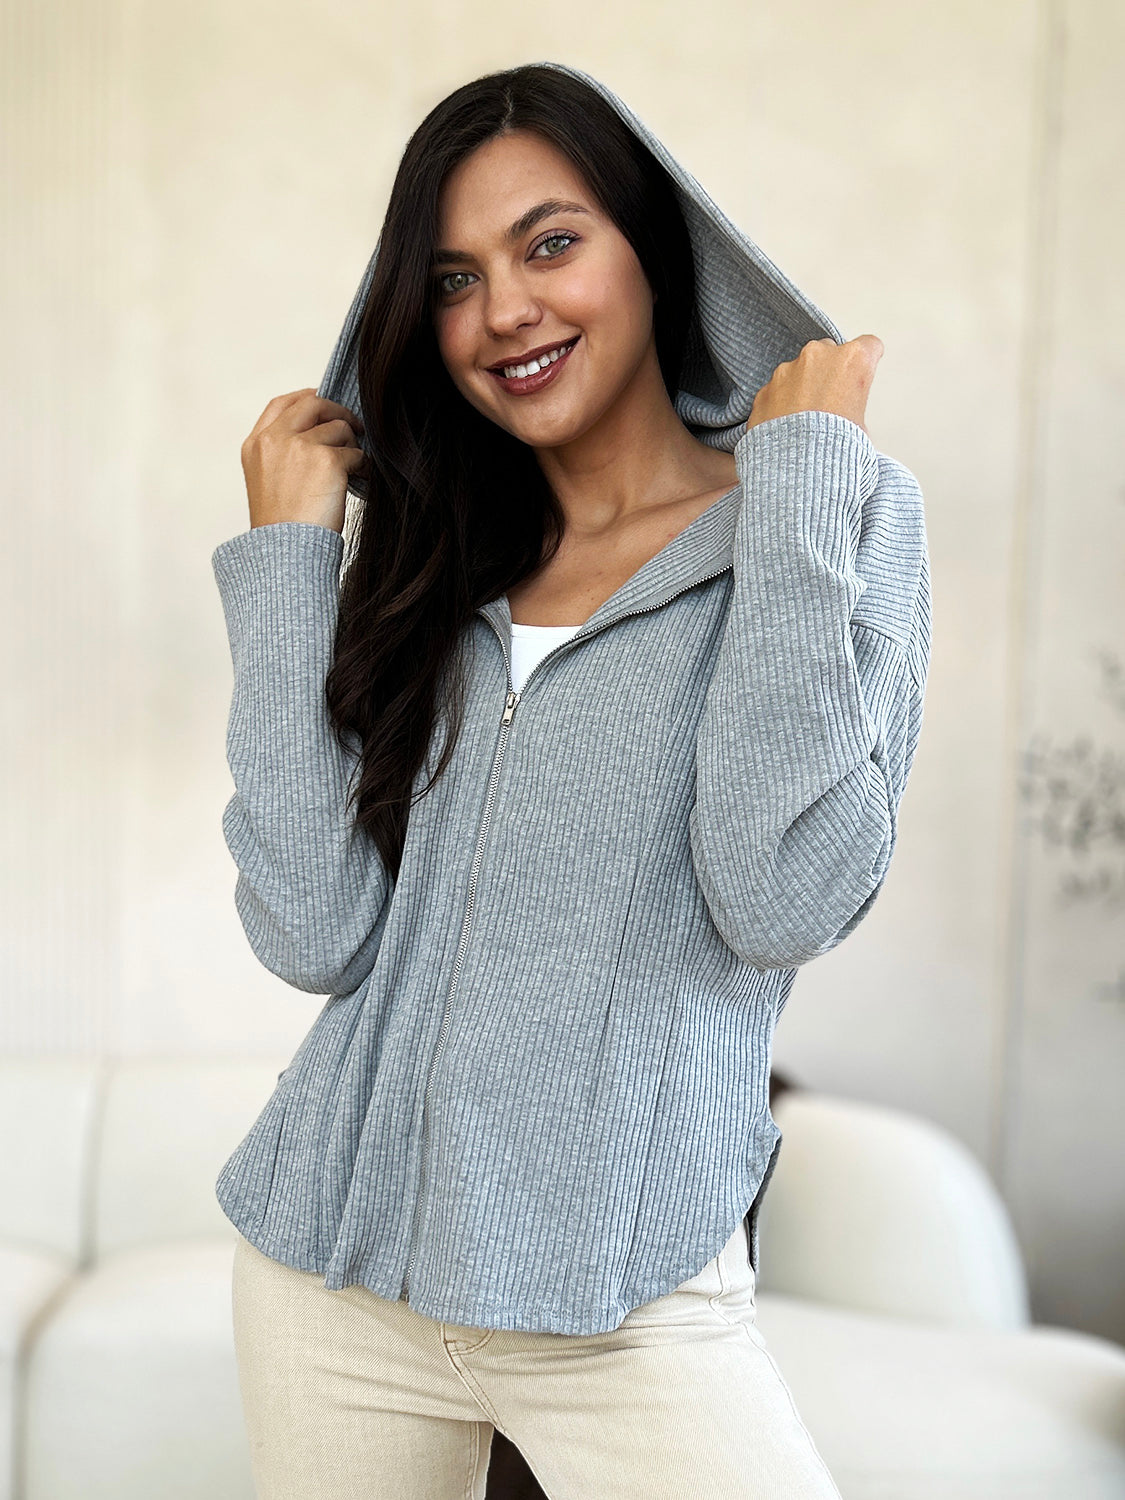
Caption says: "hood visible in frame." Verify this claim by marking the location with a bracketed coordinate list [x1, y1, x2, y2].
[316, 59, 844, 505]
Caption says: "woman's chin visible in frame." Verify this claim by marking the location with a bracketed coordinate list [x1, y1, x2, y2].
[493, 404, 588, 449]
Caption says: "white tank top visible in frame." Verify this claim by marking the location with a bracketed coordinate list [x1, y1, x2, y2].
[509, 617, 583, 694]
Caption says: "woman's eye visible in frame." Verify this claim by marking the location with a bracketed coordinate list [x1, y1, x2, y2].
[534, 232, 577, 258]
[435, 233, 577, 298]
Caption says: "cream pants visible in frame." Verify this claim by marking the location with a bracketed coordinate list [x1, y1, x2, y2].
[230, 1217, 842, 1499]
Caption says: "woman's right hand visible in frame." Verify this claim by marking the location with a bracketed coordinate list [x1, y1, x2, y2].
[240, 388, 369, 534]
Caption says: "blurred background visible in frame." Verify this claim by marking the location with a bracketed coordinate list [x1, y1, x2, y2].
[2, 0, 1122, 1360]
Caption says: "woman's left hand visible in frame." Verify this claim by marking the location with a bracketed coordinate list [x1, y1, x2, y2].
[744, 334, 884, 437]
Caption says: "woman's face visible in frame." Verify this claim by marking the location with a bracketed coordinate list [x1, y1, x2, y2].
[431, 129, 657, 451]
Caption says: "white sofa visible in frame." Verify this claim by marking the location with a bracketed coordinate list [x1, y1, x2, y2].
[1, 1056, 1123, 1499]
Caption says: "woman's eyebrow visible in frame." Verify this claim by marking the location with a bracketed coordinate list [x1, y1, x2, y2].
[432, 200, 592, 266]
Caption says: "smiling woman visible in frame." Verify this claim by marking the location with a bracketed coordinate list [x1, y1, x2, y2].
[215, 57, 930, 1500]
[431, 193, 595, 399]
[425, 126, 744, 629]
[306, 70, 711, 882]
[427, 134, 715, 494]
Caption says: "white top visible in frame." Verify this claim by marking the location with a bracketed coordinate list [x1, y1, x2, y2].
[509, 618, 583, 694]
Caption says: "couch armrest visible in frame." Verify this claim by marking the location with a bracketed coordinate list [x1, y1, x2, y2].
[757, 1091, 1029, 1328]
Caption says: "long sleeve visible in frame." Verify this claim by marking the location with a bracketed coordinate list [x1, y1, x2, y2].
[688, 409, 931, 971]
[212, 521, 392, 995]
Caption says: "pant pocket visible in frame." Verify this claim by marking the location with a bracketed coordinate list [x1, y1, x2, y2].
[619, 1219, 747, 1329]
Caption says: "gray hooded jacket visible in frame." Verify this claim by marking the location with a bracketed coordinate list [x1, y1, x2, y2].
[211, 60, 932, 1335]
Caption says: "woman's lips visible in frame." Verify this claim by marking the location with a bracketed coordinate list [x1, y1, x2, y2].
[486, 336, 580, 395]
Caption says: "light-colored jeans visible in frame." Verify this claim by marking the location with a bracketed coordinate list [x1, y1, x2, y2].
[230, 1217, 842, 1499]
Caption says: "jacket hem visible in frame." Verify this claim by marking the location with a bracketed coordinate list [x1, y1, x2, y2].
[219, 1196, 774, 1338]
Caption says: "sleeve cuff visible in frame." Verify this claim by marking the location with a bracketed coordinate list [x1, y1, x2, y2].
[212, 521, 344, 599]
[733, 409, 880, 572]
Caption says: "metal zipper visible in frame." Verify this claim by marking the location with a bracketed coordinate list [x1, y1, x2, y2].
[398, 563, 731, 1301]
[400, 680, 520, 1301]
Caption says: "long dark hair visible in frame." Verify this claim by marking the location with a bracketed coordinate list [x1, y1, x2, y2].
[325, 64, 697, 880]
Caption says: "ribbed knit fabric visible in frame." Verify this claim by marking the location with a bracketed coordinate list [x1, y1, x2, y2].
[210, 63, 933, 1337]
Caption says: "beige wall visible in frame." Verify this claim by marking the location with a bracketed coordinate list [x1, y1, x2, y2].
[3, 0, 1122, 1341]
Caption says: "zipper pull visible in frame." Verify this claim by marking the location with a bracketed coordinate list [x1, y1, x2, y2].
[501, 690, 519, 726]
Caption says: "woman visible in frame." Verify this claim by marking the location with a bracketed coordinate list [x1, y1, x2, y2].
[215, 61, 931, 1499]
